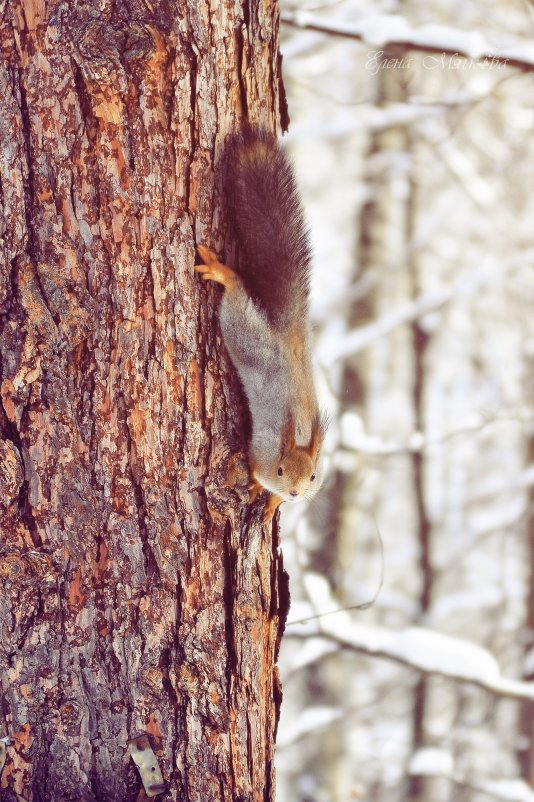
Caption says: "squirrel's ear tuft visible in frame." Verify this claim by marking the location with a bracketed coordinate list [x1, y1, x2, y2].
[280, 412, 296, 459]
[306, 412, 329, 460]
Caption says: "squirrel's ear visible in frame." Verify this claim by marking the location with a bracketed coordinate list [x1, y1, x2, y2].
[306, 412, 328, 460]
[280, 413, 296, 458]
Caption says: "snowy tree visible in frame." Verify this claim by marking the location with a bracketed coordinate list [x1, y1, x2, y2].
[277, 1, 534, 801]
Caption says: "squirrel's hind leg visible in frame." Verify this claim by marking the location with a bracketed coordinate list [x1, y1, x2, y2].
[196, 245, 239, 289]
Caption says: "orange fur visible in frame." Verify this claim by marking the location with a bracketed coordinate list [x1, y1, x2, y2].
[195, 246, 239, 290]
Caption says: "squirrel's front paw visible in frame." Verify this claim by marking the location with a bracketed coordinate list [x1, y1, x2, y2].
[262, 494, 283, 524]
[248, 479, 282, 523]
[196, 245, 238, 288]
[248, 478, 264, 504]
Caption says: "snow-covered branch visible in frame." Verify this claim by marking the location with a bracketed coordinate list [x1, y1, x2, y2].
[288, 617, 534, 702]
[319, 251, 534, 363]
[339, 412, 534, 458]
[281, 12, 534, 72]
[409, 750, 534, 802]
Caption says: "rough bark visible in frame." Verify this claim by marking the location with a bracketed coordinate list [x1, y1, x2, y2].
[0, 1, 289, 800]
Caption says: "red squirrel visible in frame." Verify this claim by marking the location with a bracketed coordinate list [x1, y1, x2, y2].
[197, 127, 326, 522]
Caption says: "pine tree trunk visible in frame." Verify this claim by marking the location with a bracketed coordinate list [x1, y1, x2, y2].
[0, 2, 288, 800]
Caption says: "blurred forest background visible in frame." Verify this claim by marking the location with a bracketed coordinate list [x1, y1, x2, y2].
[274, 1, 534, 801]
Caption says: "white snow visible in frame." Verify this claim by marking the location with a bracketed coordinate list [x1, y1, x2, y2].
[288, 618, 534, 701]
[277, 3, 534, 799]
[479, 780, 534, 802]
[289, 638, 339, 672]
[283, 12, 534, 66]
[409, 747, 454, 776]
[277, 706, 344, 747]
[323, 252, 534, 363]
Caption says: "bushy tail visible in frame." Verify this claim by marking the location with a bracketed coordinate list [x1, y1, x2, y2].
[222, 127, 312, 330]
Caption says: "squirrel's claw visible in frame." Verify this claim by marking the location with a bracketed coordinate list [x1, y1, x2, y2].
[248, 479, 263, 504]
[195, 244, 238, 288]
[262, 494, 283, 524]
[248, 480, 281, 523]
[195, 264, 216, 280]
[196, 244, 219, 265]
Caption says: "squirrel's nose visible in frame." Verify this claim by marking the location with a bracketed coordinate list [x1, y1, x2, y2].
[289, 490, 298, 497]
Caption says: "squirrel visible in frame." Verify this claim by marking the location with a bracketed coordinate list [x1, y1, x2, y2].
[196, 127, 326, 522]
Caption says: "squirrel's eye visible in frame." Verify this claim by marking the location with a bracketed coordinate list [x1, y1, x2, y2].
[277, 467, 284, 477]
[310, 474, 316, 482]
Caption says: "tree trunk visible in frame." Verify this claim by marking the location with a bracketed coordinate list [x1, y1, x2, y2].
[0, 2, 288, 800]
